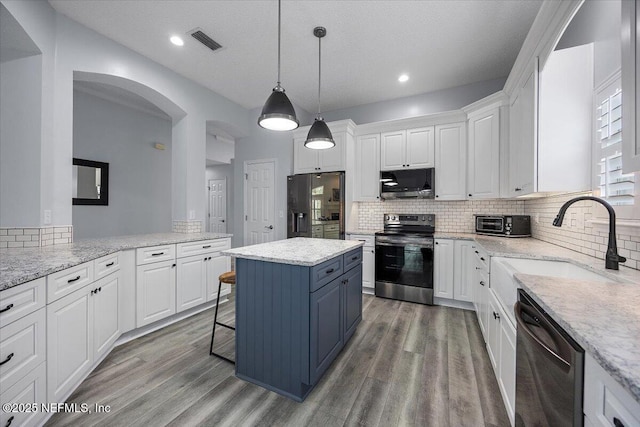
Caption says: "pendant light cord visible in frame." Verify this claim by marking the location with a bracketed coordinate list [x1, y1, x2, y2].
[277, 0, 281, 87]
[317, 34, 321, 117]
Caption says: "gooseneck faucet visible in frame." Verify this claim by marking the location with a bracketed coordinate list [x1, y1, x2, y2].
[552, 196, 626, 270]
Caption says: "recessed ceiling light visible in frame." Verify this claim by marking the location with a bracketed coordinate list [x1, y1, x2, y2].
[398, 74, 409, 83]
[170, 35, 184, 46]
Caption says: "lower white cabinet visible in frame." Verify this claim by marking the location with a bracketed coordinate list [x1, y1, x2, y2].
[47, 271, 121, 403]
[206, 254, 232, 302]
[0, 362, 46, 427]
[473, 257, 489, 340]
[434, 239, 474, 303]
[487, 288, 516, 425]
[347, 234, 375, 294]
[177, 255, 208, 312]
[136, 259, 176, 327]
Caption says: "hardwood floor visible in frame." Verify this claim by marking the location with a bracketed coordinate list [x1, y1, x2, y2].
[46, 294, 510, 427]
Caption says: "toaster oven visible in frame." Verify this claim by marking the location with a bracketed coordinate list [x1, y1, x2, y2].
[475, 215, 531, 237]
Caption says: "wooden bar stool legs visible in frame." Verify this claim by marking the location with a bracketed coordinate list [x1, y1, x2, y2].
[209, 271, 236, 364]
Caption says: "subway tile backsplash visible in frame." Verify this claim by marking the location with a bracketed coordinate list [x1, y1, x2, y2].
[172, 220, 203, 233]
[0, 226, 73, 248]
[357, 199, 525, 232]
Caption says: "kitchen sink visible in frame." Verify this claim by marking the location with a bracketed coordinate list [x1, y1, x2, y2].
[499, 258, 612, 283]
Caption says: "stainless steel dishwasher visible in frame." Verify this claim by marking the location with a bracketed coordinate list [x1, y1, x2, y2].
[514, 289, 584, 426]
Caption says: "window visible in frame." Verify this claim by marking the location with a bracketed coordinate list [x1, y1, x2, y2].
[593, 71, 639, 219]
[311, 186, 323, 221]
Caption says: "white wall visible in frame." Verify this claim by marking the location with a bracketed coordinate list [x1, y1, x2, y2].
[206, 134, 234, 164]
[321, 77, 506, 124]
[72, 89, 172, 238]
[206, 164, 233, 234]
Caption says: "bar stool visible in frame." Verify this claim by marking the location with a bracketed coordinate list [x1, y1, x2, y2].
[209, 271, 236, 364]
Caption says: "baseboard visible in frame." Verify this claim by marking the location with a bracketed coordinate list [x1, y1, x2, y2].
[433, 297, 474, 311]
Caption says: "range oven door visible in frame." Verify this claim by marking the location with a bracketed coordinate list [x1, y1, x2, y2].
[514, 290, 584, 427]
[374, 236, 434, 305]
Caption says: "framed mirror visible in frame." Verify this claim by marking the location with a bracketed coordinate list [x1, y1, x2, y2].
[72, 158, 109, 205]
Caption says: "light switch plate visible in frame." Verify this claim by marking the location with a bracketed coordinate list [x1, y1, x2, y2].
[44, 210, 52, 225]
[188, 210, 195, 220]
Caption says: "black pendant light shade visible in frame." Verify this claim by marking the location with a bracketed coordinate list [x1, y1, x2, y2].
[258, 85, 299, 131]
[305, 26, 334, 150]
[305, 117, 335, 150]
[258, 0, 299, 131]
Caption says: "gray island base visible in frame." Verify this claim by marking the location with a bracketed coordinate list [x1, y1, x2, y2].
[223, 238, 364, 401]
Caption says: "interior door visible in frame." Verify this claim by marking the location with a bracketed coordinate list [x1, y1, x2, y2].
[208, 178, 226, 233]
[245, 160, 276, 245]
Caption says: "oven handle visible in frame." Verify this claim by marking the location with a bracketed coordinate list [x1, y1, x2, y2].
[514, 301, 572, 373]
[375, 241, 433, 249]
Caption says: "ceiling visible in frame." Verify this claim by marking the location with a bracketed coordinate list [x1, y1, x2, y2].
[49, 0, 542, 113]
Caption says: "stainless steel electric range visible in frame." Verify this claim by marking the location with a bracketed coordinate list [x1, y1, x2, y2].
[375, 214, 435, 305]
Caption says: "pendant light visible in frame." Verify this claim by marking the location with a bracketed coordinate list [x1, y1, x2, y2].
[305, 27, 334, 150]
[258, 0, 299, 131]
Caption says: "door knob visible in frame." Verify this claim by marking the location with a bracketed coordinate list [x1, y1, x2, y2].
[221, 219, 225, 223]
[265, 225, 274, 229]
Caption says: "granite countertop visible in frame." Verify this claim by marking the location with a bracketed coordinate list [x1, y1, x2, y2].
[0, 232, 232, 291]
[515, 273, 640, 404]
[346, 229, 380, 236]
[222, 237, 364, 266]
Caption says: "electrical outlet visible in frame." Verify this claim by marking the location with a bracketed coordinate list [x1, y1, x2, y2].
[188, 210, 195, 220]
[44, 210, 52, 225]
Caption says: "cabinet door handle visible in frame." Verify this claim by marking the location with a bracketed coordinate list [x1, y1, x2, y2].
[493, 311, 500, 320]
[351, 256, 358, 261]
[0, 352, 14, 366]
[613, 417, 625, 427]
[325, 268, 335, 274]
[480, 281, 485, 286]
[151, 252, 164, 256]
[172, 264, 176, 268]
[67, 275, 81, 283]
[202, 245, 212, 249]
[475, 250, 479, 254]
[480, 257, 485, 261]
[0, 304, 14, 313]
[435, 242, 439, 245]
[105, 262, 115, 267]
[98, 287, 102, 292]
[6, 415, 14, 427]
[468, 194, 472, 197]
[515, 187, 522, 192]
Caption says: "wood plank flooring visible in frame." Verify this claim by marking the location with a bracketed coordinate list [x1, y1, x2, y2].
[46, 294, 510, 427]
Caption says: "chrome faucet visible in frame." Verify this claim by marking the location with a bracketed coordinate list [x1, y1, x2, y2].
[552, 196, 626, 270]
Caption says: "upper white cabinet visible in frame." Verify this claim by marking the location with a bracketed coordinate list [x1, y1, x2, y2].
[380, 127, 434, 171]
[435, 122, 467, 200]
[467, 106, 500, 199]
[622, 0, 640, 172]
[354, 134, 380, 201]
[293, 120, 355, 174]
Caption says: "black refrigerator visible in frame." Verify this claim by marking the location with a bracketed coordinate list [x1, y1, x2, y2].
[287, 172, 345, 240]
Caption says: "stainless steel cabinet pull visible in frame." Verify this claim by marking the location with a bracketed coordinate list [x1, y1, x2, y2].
[67, 275, 81, 283]
[106, 262, 115, 267]
[151, 252, 164, 256]
[0, 352, 14, 366]
[0, 304, 14, 313]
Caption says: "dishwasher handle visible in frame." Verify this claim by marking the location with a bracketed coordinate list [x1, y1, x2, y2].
[514, 301, 572, 373]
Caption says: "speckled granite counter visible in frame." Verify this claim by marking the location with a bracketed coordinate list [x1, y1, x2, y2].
[0, 232, 232, 291]
[222, 237, 363, 266]
[514, 273, 640, 404]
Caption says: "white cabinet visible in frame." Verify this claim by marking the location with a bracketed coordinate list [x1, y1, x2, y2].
[47, 261, 94, 303]
[435, 122, 467, 200]
[472, 244, 490, 341]
[434, 239, 454, 299]
[293, 121, 354, 174]
[453, 240, 474, 303]
[176, 255, 207, 312]
[0, 362, 46, 427]
[467, 107, 500, 199]
[584, 352, 640, 427]
[0, 277, 45, 329]
[136, 259, 176, 327]
[206, 254, 232, 302]
[347, 234, 374, 294]
[486, 288, 516, 425]
[380, 127, 434, 171]
[509, 64, 537, 197]
[47, 270, 121, 403]
[354, 134, 380, 201]
[622, 0, 640, 172]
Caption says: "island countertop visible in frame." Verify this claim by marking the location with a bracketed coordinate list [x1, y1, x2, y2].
[0, 232, 232, 291]
[222, 237, 364, 266]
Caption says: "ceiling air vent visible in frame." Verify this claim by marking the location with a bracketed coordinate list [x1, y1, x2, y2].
[189, 29, 222, 52]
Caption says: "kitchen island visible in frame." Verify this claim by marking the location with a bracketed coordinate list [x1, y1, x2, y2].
[223, 237, 364, 401]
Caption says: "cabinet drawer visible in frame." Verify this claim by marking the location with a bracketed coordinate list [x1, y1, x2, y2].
[136, 244, 176, 265]
[0, 277, 45, 328]
[584, 353, 640, 427]
[348, 234, 374, 247]
[47, 261, 94, 303]
[0, 362, 46, 427]
[324, 224, 339, 232]
[310, 257, 343, 292]
[94, 252, 121, 280]
[343, 248, 363, 272]
[177, 238, 230, 258]
[0, 308, 46, 394]
[474, 246, 490, 273]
